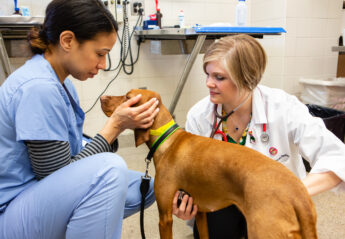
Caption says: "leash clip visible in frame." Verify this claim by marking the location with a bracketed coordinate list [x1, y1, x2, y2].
[143, 158, 152, 180]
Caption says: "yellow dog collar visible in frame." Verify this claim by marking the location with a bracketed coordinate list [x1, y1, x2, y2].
[150, 119, 175, 136]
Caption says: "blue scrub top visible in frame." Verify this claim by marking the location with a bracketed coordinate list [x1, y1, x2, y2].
[0, 54, 85, 209]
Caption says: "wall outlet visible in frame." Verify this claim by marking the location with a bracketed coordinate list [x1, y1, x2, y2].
[116, 2, 124, 23]
[102, 0, 123, 23]
[130, 0, 145, 16]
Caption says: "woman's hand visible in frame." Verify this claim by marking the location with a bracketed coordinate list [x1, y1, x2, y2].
[172, 191, 198, 220]
[111, 94, 159, 130]
[100, 94, 159, 144]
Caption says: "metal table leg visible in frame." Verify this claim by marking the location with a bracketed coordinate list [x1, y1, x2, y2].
[0, 32, 12, 79]
[168, 34, 206, 114]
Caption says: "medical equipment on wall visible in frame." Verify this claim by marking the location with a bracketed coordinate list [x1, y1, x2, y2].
[105, 0, 143, 75]
[85, 0, 144, 114]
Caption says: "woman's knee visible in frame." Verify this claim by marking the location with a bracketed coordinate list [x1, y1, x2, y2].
[81, 152, 128, 175]
[74, 153, 129, 192]
[89, 152, 128, 183]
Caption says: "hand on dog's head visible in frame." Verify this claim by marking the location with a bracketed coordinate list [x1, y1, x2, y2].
[100, 89, 161, 115]
[100, 89, 162, 147]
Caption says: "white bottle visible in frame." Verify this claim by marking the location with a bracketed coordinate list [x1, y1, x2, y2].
[235, 0, 247, 27]
[178, 10, 185, 28]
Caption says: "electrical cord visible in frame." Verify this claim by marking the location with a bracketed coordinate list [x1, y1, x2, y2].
[84, 64, 123, 114]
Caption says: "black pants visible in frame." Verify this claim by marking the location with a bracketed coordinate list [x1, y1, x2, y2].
[193, 205, 248, 239]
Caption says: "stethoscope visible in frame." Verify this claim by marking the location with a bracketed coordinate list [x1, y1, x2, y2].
[210, 92, 270, 144]
[210, 93, 251, 140]
[210, 104, 233, 141]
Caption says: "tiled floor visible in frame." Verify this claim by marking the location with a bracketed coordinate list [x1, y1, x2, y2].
[118, 143, 345, 239]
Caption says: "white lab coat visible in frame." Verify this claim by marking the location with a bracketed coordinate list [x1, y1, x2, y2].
[186, 85, 345, 192]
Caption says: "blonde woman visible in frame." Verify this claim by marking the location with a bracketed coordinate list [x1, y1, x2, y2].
[172, 34, 345, 238]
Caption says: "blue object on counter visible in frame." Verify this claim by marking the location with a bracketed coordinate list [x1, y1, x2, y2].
[14, 0, 20, 11]
[193, 26, 286, 34]
[143, 20, 158, 30]
[21, 7, 30, 16]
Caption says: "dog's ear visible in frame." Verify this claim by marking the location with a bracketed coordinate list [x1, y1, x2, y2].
[134, 129, 150, 147]
[100, 95, 126, 117]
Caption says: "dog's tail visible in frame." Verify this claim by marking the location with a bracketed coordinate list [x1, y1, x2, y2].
[294, 195, 318, 239]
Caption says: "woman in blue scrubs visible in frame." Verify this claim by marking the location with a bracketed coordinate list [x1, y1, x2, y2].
[0, 0, 158, 238]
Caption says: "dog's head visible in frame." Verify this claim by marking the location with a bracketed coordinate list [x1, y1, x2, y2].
[100, 89, 163, 147]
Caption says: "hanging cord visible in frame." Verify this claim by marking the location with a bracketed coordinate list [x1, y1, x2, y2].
[84, 64, 123, 114]
[104, 15, 143, 72]
[121, 1, 131, 74]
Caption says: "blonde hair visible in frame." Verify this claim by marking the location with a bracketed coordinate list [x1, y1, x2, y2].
[203, 34, 267, 92]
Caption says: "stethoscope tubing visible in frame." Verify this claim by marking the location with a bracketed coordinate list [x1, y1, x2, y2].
[210, 104, 234, 139]
[210, 90, 269, 144]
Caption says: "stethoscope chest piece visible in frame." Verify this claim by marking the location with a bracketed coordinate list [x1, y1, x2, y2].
[260, 133, 269, 143]
[260, 123, 269, 143]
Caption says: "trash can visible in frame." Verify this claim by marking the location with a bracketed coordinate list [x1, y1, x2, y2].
[306, 104, 345, 142]
[303, 104, 345, 172]
[299, 78, 345, 111]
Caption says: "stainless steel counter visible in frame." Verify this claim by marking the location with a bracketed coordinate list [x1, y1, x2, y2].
[0, 16, 44, 25]
[135, 26, 285, 41]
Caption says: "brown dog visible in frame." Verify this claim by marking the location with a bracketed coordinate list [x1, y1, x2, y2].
[100, 89, 317, 239]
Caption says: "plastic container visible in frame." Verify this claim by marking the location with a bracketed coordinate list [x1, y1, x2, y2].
[178, 10, 184, 28]
[299, 78, 345, 111]
[21, 6, 30, 16]
[235, 0, 247, 26]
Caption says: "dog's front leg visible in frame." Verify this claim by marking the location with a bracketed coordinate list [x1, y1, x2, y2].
[155, 185, 175, 239]
[158, 210, 173, 239]
[195, 212, 209, 239]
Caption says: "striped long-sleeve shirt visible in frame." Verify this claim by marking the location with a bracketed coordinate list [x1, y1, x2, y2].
[25, 134, 118, 180]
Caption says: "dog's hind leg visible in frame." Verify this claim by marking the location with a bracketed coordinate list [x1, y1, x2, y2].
[195, 212, 209, 239]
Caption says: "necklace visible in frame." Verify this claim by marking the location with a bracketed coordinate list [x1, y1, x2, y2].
[222, 111, 252, 133]
[222, 109, 239, 132]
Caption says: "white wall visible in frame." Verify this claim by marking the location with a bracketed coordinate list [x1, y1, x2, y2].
[251, 0, 343, 96]
[1, 0, 344, 137]
[283, 0, 342, 95]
